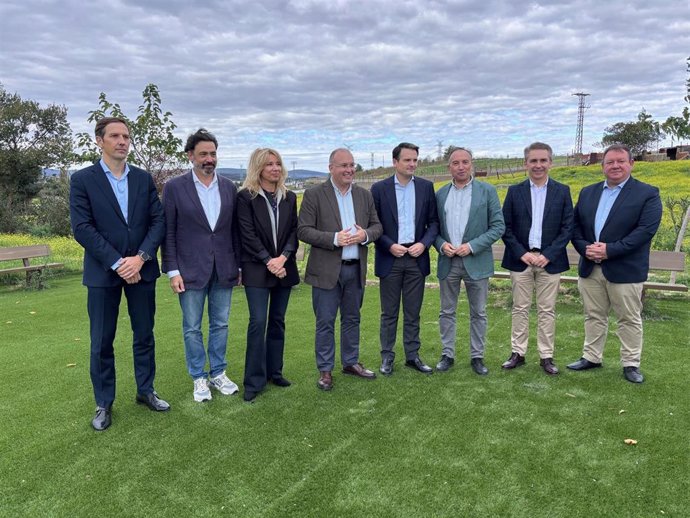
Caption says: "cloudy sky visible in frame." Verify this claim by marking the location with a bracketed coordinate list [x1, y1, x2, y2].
[1, 0, 689, 171]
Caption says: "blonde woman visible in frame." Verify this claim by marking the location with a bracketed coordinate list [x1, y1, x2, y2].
[237, 148, 299, 402]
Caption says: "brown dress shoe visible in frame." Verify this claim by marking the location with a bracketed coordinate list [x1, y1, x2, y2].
[540, 358, 559, 375]
[501, 352, 525, 369]
[342, 363, 376, 379]
[317, 371, 333, 391]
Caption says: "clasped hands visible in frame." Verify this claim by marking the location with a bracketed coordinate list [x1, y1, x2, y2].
[390, 242, 426, 258]
[520, 252, 550, 268]
[585, 242, 608, 263]
[441, 242, 471, 258]
[116, 255, 144, 284]
[336, 225, 367, 248]
[266, 255, 287, 279]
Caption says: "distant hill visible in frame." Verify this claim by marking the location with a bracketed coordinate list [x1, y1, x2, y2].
[217, 168, 328, 181]
[42, 167, 328, 181]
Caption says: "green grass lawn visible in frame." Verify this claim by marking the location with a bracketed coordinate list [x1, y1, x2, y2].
[1, 275, 688, 517]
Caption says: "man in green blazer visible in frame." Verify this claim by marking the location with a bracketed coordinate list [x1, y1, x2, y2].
[434, 148, 505, 375]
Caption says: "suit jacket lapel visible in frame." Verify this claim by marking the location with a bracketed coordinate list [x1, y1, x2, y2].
[542, 180, 556, 220]
[127, 169, 140, 223]
[519, 180, 532, 219]
[93, 162, 127, 224]
[323, 179, 342, 228]
[182, 171, 211, 231]
[437, 184, 450, 238]
[603, 177, 634, 230]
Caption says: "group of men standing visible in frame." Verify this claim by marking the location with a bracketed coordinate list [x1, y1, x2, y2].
[70, 116, 662, 432]
[298, 141, 661, 390]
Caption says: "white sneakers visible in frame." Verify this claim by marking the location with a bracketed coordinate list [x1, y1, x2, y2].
[193, 372, 239, 402]
[209, 371, 239, 396]
[193, 377, 212, 402]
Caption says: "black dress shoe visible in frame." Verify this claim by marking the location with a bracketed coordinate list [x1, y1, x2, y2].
[540, 358, 559, 375]
[566, 357, 602, 371]
[623, 366, 644, 384]
[471, 358, 489, 376]
[270, 376, 292, 387]
[380, 356, 394, 376]
[135, 391, 171, 412]
[243, 390, 257, 403]
[405, 357, 432, 374]
[92, 406, 112, 431]
[436, 355, 454, 372]
[502, 352, 525, 370]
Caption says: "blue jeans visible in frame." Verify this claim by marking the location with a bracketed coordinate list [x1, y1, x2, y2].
[243, 286, 292, 393]
[178, 273, 232, 379]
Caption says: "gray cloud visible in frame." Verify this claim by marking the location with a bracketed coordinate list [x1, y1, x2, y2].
[1, 0, 688, 170]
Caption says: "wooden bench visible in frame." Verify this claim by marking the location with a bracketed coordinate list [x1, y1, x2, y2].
[491, 244, 688, 294]
[0, 245, 64, 288]
[294, 243, 687, 295]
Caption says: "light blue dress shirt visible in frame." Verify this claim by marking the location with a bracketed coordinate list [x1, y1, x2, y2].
[594, 177, 629, 241]
[528, 179, 548, 249]
[395, 175, 416, 244]
[101, 159, 130, 270]
[331, 178, 359, 260]
[445, 178, 473, 247]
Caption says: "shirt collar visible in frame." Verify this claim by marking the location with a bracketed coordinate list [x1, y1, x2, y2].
[529, 178, 549, 189]
[100, 158, 129, 178]
[602, 176, 629, 190]
[452, 177, 473, 190]
[330, 176, 352, 196]
[191, 168, 218, 188]
[394, 174, 415, 187]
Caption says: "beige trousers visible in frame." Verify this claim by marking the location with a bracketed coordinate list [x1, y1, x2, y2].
[578, 266, 644, 367]
[510, 267, 561, 358]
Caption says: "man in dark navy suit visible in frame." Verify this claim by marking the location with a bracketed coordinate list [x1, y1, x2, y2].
[371, 142, 439, 376]
[162, 129, 241, 403]
[567, 144, 662, 383]
[501, 142, 573, 375]
[70, 117, 168, 431]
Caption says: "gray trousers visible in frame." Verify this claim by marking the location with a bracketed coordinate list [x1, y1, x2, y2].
[439, 256, 489, 359]
[312, 263, 363, 371]
[379, 254, 425, 361]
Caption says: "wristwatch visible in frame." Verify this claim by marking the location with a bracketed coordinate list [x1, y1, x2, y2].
[137, 250, 152, 262]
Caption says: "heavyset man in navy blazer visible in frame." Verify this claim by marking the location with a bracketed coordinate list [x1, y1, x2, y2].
[162, 129, 241, 402]
[70, 117, 168, 431]
[371, 142, 438, 376]
[434, 148, 505, 375]
[567, 144, 662, 383]
[501, 142, 574, 375]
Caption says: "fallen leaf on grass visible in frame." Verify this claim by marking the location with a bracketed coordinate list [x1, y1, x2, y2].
[5, 321, 12, 324]
[619, 409, 626, 414]
[565, 393, 577, 398]
[74, 337, 81, 341]
[624, 438, 638, 445]
[29, 311, 36, 315]
[66, 363, 77, 368]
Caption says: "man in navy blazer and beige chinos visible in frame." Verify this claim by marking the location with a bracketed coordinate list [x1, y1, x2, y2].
[500, 142, 573, 375]
[567, 144, 662, 384]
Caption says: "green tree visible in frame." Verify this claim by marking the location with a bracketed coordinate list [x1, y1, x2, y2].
[601, 109, 664, 156]
[0, 84, 73, 232]
[662, 107, 690, 146]
[76, 83, 186, 192]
